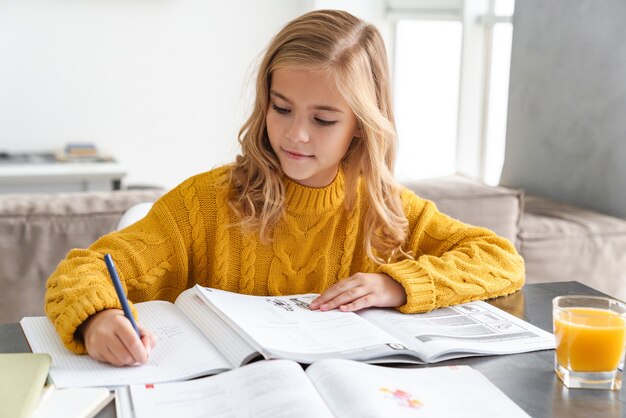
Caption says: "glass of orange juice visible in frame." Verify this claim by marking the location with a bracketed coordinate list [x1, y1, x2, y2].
[553, 295, 626, 389]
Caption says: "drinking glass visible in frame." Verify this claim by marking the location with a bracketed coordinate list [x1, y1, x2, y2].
[553, 295, 626, 390]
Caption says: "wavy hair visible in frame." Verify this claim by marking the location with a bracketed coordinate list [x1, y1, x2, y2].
[229, 9, 409, 263]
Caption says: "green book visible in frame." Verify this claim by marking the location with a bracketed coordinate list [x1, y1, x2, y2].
[0, 353, 51, 418]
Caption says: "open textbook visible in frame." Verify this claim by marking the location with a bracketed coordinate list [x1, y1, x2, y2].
[21, 285, 554, 388]
[120, 359, 530, 418]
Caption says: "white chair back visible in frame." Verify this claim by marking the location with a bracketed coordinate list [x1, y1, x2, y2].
[116, 202, 154, 230]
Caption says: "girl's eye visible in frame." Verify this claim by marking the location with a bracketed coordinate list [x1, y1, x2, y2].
[315, 118, 337, 127]
[272, 104, 290, 114]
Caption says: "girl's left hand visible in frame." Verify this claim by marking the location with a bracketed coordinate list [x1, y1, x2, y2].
[309, 273, 407, 312]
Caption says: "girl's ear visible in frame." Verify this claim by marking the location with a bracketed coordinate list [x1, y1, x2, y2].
[353, 124, 363, 138]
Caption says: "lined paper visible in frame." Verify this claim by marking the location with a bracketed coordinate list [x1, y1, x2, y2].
[21, 301, 231, 388]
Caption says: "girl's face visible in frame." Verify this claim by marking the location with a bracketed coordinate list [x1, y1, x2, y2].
[266, 67, 360, 188]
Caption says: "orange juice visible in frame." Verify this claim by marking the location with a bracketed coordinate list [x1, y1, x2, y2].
[554, 307, 626, 372]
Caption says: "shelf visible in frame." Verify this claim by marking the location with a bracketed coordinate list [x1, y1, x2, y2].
[0, 161, 126, 193]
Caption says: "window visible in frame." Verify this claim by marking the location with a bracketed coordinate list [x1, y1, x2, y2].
[390, 0, 515, 185]
[483, 2, 514, 185]
[393, 20, 463, 181]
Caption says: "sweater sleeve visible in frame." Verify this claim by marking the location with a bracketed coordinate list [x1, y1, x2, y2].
[378, 190, 525, 314]
[44, 191, 191, 354]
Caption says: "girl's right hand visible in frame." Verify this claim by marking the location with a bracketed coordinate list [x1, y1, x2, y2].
[79, 309, 157, 366]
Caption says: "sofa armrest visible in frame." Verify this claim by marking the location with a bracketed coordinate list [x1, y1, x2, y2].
[402, 175, 523, 248]
[0, 189, 164, 324]
[519, 194, 626, 301]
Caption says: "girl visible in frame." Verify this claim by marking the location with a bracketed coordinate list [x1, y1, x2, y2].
[45, 9, 524, 366]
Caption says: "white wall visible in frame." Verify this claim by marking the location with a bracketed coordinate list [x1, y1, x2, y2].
[0, 0, 308, 189]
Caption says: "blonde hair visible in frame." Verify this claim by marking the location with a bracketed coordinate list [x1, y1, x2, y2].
[229, 9, 409, 263]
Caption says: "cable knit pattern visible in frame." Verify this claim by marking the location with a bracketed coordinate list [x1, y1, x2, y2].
[180, 178, 208, 285]
[214, 182, 231, 289]
[269, 212, 332, 295]
[125, 259, 176, 293]
[339, 198, 360, 280]
[239, 232, 256, 293]
[45, 165, 525, 353]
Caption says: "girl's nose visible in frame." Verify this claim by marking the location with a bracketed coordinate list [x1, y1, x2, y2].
[286, 116, 309, 143]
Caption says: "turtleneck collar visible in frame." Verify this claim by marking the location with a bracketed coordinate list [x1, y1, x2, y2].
[284, 169, 345, 214]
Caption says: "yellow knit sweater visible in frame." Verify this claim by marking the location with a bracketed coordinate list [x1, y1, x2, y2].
[45, 166, 524, 353]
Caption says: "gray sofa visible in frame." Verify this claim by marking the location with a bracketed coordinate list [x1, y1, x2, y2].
[406, 177, 626, 303]
[2, 178, 625, 324]
[0, 189, 164, 324]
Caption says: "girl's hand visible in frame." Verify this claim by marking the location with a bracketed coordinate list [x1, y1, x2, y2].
[309, 273, 407, 312]
[79, 309, 157, 366]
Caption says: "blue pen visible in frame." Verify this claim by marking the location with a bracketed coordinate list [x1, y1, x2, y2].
[104, 253, 141, 338]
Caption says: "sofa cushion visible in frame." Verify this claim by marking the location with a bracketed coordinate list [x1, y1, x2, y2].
[0, 189, 163, 324]
[402, 175, 523, 248]
[519, 195, 626, 301]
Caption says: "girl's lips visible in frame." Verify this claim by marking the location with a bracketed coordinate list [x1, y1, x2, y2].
[283, 148, 313, 160]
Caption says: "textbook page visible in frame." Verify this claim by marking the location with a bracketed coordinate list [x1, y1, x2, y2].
[175, 288, 259, 366]
[358, 300, 555, 363]
[195, 286, 418, 364]
[115, 387, 134, 418]
[129, 360, 334, 418]
[21, 301, 231, 388]
[306, 359, 531, 418]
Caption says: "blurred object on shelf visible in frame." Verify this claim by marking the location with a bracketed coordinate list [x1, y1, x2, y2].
[0, 151, 58, 165]
[56, 142, 114, 162]
[0, 143, 114, 165]
[56, 143, 114, 162]
[65, 142, 98, 157]
[0, 145, 124, 193]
